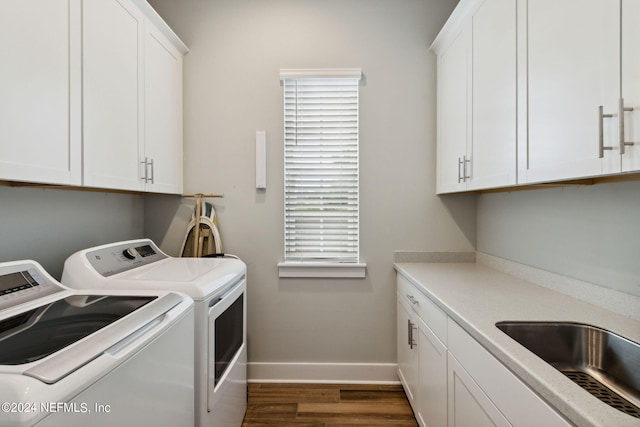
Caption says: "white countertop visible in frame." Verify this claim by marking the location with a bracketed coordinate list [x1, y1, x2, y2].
[394, 262, 640, 427]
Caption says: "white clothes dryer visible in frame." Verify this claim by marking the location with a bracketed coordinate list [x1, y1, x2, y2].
[62, 239, 247, 427]
[0, 260, 194, 427]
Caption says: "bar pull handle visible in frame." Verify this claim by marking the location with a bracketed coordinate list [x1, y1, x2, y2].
[619, 98, 635, 155]
[409, 320, 417, 349]
[463, 155, 471, 181]
[407, 319, 412, 346]
[148, 158, 155, 184]
[406, 294, 418, 305]
[457, 156, 471, 183]
[599, 106, 614, 158]
[141, 157, 149, 182]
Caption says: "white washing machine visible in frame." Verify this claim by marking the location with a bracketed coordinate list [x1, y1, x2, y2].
[62, 239, 247, 427]
[0, 260, 194, 427]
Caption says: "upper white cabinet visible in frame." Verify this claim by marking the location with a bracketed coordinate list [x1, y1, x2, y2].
[621, 0, 640, 173]
[143, 24, 185, 194]
[469, 0, 516, 190]
[83, 0, 187, 193]
[432, 0, 516, 194]
[435, 25, 471, 193]
[521, 0, 622, 183]
[0, 0, 81, 186]
[0, 0, 186, 193]
[83, 0, 145, 191]
[434, 0, 639, 193]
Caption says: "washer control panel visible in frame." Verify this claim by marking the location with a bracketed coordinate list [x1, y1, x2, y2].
[85, 240, 168, 277]
[0, 263, 62, 311]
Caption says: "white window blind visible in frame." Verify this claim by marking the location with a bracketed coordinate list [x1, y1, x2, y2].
[281, 69, 361, 263]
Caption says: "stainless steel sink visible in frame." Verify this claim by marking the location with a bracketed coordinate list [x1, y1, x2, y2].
[496, 321, 640, 418]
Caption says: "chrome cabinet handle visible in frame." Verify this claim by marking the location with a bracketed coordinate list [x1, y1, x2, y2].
[463, 155, 471, 181]
[148, 158, 155, 184]
[140, 158, 156, 184]
[598, 106, 614, 158]
[406, 294, 418, 305]
[457, 156, 471, 183]
[619, 98, 635, 155]
[141, 157, 149, 182]
[409, 320, 417, 349]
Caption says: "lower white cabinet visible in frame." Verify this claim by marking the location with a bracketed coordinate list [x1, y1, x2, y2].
[448, 352, 510, 427]
[447, 319, 572, 427]
[397, 297, 419, 407]
[397, 274, 448, 427]
[417, 316, 448, 427]
[397, 272, 572, 427]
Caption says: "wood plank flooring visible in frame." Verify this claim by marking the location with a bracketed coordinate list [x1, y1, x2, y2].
[242, 383, 419, 426]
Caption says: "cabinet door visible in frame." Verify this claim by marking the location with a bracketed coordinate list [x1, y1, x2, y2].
[622, 0, 640, 172]
[436, 25, 471, 194]
[523, 0, 620, 183]
[416, 317, 447, 427]
[469, 0, 516, 190]
[397, 298, 418, 408]
[447, 353, 511, 427]
[82, 0, 144, 191]
[0, 0, 81, 185]
[144, 25, 184, 194]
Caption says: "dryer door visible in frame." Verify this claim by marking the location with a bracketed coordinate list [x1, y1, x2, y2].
[207, 277, 246, 412]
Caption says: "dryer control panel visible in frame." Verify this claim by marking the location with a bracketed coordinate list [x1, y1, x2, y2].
[85, 240, 168, 277]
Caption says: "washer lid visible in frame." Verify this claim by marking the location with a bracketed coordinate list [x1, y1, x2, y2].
[0, 295, 156, 366]
[0, 292, 185, 385]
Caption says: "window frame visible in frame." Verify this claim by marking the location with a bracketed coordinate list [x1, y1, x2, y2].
[278, 69, 366, 278]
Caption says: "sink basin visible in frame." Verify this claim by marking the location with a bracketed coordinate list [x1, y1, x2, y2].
[496, 321, 640, 418]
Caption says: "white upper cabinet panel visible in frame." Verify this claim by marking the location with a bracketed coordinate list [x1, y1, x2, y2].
[0, 0, 81, 185]
[144, 26, 184, 194]
[435, 25, 472, 194]
[433, 0, 516, 194]
[622, 0, 640, 172]
[83, 0, 186, 193]
[469, 0, 516, 190]
[523, 0, 620, 183]
[82, 0, 145, 191]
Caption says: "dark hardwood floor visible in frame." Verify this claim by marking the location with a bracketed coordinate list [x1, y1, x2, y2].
[242, 383, 419, 426]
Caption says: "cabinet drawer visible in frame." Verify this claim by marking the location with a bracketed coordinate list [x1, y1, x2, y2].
[397, 273, 448, 345]
[448, 319, 571, 427]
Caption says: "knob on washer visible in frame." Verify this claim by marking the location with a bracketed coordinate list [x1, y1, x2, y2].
[122, 248, 137, 260]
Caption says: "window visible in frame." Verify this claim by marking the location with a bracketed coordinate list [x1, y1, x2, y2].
[278, 69, 365, 278]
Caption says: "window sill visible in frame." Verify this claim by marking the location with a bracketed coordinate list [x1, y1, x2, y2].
[277, 262, 367, 278]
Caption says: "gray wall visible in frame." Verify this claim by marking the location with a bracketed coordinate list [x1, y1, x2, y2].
[477, 180, 640, 298]
[0, 186, 144, 279]
[146, 0, 474, 366]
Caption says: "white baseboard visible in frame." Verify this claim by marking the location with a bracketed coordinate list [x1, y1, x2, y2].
[247, 362, 400, 384]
